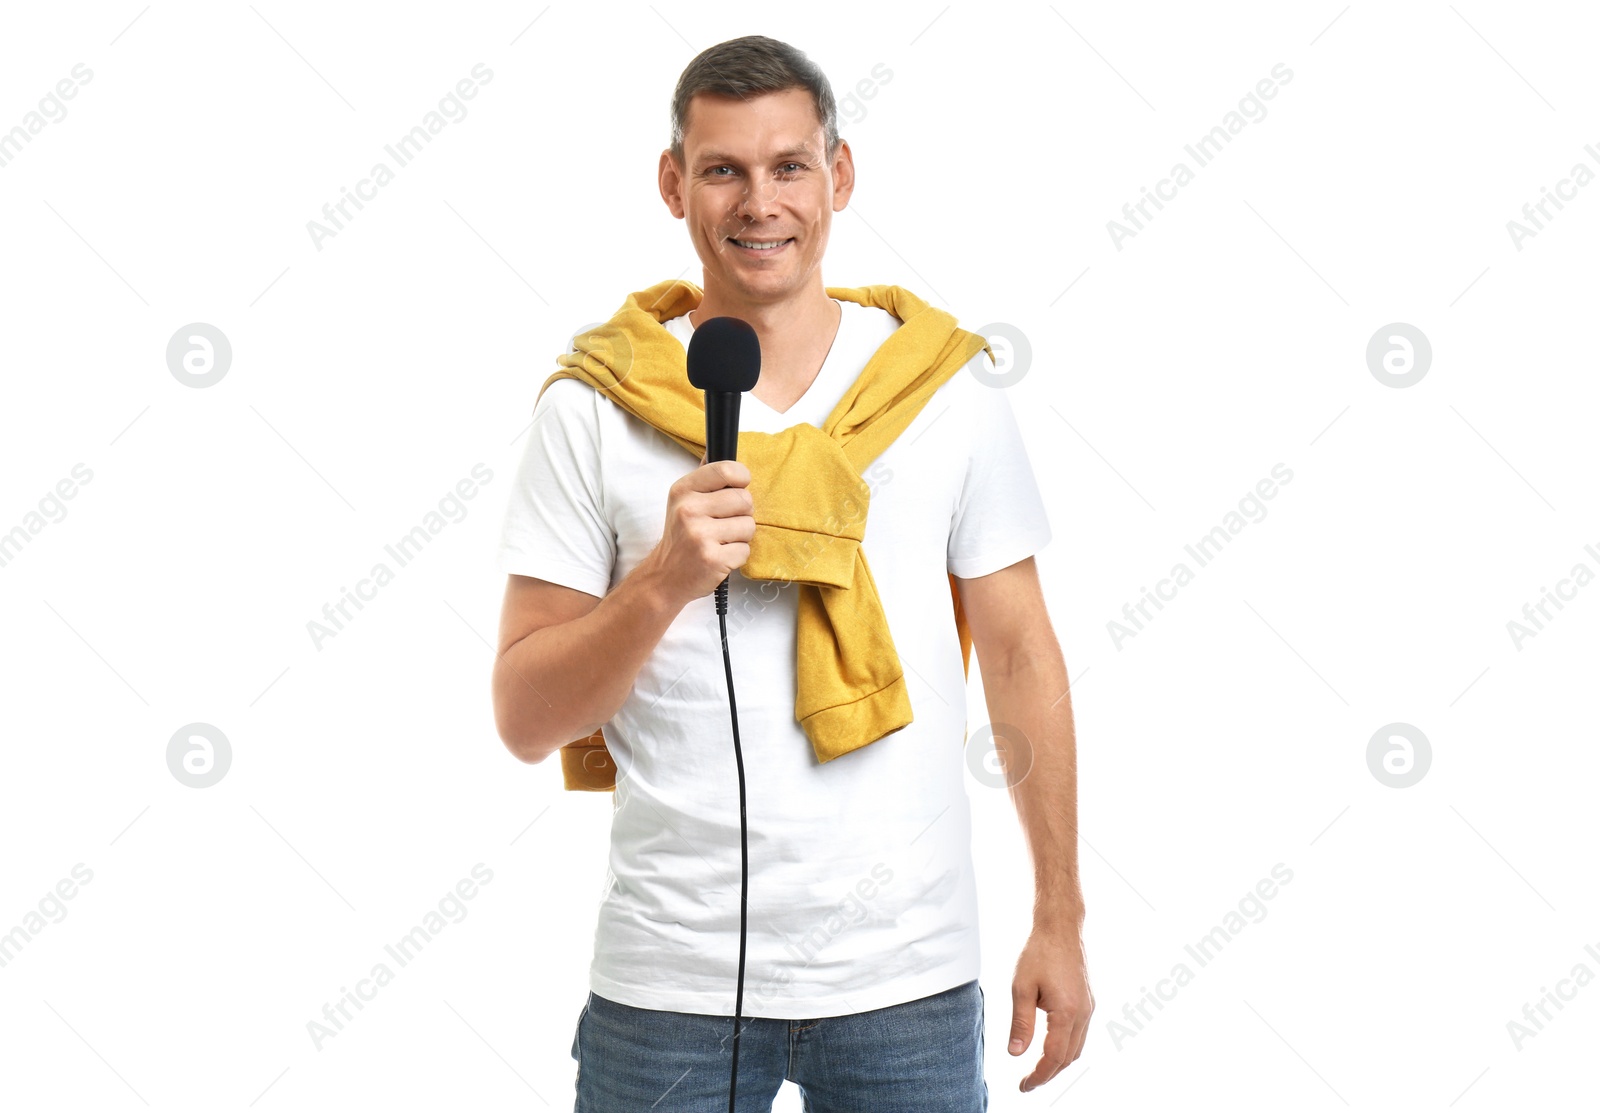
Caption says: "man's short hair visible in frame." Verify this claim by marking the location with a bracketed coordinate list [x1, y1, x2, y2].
[669, 35, 840, 165]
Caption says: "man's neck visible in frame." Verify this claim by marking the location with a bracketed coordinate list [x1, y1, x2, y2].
[689, 283, 843, 412]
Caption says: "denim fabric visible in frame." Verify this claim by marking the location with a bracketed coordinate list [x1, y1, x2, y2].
[571, 979, 987, 1111]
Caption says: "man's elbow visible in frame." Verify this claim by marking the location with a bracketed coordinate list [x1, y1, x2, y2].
[492, 686, 599, 766]
[493, 707, 548, 764]
[490, 645, 609, 765]
[492, 669, 554, 764]
[498, 726, 548, 765]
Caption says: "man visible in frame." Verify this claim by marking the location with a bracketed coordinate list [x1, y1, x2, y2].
[493, 34, 1091, 1108]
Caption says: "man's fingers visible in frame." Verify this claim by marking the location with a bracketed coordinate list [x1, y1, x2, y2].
[1009, 982, 1035, 1055]
[1065, 985, 1095, 1065]
[1019, 1010, 1075, 1092]
[1066, 999, 1092, 1065]
[685, 457, 749, 490]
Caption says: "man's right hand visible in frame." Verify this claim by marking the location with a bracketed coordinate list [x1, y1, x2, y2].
[648, 454, 756, 606]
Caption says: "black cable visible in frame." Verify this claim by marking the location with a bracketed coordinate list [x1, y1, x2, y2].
[715, 574, 749, 1113]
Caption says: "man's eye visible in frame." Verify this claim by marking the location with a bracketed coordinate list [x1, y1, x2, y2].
[707, 164, 802, 177]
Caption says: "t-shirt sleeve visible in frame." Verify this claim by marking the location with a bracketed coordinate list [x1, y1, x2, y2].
[947, 362, 1053, 579]
[496, 377, 617, 598]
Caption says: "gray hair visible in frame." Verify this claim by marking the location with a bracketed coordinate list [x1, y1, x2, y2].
[669, 35, 839, 165]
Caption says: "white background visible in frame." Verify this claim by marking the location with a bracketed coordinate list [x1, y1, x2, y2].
[2, 1, 1596, 1109]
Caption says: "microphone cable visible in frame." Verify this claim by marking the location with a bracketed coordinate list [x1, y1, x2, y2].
[715, 574, 750, 1113]
[685, 314, 761, 1111]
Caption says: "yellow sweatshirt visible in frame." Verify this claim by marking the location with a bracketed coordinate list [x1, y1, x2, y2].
[536, 278, 992, 792]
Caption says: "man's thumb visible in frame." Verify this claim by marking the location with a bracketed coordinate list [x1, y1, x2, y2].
[1009, 986, 1034, 1055]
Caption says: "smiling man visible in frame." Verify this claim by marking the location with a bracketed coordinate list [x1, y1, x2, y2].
[665, 82, 847, 415]
[493, 34, 1091, 1110]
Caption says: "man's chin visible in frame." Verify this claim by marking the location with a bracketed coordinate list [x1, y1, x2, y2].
[708, 265, 798, 298]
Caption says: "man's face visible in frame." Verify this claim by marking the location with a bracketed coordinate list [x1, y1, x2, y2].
[660, 87, 854, 304]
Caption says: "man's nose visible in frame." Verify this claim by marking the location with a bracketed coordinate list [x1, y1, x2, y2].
[739, 173, 781, 219]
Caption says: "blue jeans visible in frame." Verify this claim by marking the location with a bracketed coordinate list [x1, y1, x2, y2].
[571, 979, 988, 1111]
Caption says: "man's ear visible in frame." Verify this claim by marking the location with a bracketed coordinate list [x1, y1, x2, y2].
[659, 150, 686, 218]
[831, 139, 856, 211]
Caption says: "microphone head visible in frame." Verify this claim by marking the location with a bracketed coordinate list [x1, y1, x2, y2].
[686, 316, 761, 392]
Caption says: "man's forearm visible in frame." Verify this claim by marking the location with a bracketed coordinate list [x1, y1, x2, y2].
[982, 650, 1085, 927]
[495, 552, 683, 762]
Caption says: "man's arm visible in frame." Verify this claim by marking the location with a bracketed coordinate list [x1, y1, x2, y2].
[492, 559, 682, 764]
[493, 456, 756, 764]
[955, 556, 1092, 1093]
[956, 556, 1083, 920]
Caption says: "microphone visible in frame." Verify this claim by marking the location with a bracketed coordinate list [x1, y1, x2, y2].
[684, 314, 760, 1113]
[687, 315, 762, 465]
[687, 315, 761, 603]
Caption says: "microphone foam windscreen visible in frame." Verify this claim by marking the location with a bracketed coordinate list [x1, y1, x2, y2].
[686, 316, 762, 392]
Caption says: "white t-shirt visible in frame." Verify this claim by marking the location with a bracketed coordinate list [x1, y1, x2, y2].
[497, 296, 1052, 1018]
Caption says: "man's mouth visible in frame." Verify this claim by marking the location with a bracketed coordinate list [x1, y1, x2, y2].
[727, 236, 793, 255]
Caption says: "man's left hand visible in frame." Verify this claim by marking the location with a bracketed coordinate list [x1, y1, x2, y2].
[1008, 925, 1093, 1093]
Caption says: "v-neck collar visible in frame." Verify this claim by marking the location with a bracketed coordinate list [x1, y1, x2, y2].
[681, 299, 846, 418]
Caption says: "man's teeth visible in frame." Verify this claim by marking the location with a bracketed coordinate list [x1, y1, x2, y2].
[733, 238, 789, 249]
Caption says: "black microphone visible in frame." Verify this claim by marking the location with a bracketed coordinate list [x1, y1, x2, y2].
[687, 315, 761, 605]
[684, 314, 760, 1113]
[687, 315, 762, 465]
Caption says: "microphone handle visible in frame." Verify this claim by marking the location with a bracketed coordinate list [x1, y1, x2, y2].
[704, 390, 743, 595]
[704, 390, 743, 463]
